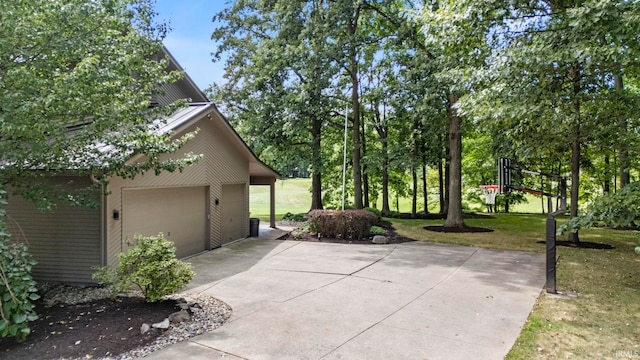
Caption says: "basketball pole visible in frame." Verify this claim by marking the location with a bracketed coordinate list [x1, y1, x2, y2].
[499, 158, 565, 294]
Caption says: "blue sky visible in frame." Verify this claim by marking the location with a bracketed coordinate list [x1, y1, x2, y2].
[155, 1, 229, 91]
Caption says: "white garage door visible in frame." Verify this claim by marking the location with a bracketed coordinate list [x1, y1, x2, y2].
[122, 186, 208, 258]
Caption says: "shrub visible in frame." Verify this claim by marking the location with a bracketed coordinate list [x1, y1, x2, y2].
[0, 194, 39, 341]
[282, 212, 307, 222]
[93, 233, 194, 302]
[290, 225, 310, 239]
[369, 225, 386, 235]
[308, 210, 378, 240]
[363, 207, 382, 220]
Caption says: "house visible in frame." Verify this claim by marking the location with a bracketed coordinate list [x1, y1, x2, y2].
[4, 48, 279, 284]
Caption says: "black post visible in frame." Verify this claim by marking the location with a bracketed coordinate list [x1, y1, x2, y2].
[546, 197, 557, 293]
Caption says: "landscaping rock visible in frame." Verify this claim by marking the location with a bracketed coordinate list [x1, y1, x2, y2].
[372, 235, 389, 244]
[169, 309, 191, 323]
[152, 318, 170, 329]
[140, 323, 151, 334]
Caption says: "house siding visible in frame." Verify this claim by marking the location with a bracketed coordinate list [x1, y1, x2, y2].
[105, 110, 250, 266]
[4, 177, 101, 284]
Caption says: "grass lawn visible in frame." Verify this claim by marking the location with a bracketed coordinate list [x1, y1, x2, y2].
[250, 177, 549, 220]
[392, 215, 640, 359]
[250, 178, 312, 220]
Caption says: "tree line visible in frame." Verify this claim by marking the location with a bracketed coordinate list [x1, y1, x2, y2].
[212, 0, 639, 242]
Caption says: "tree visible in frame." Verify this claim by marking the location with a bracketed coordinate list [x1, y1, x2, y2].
[0, 0, 196, 338]
[1, 0, 197, 206]
[425, 0, 640, 237]
[211, 0, 342, 211]
[421, 1, 494, 227]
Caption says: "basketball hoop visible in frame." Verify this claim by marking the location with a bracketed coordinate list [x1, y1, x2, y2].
[480, 185, 499, 212]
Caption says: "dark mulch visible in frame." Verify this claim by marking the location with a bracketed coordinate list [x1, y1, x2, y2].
[423, 225, 495, 233]
[0, 296, 179, 360]
[279, 220, 415, 244]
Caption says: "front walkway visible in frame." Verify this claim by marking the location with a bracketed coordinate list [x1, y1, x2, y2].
[147, 227, 545, 359]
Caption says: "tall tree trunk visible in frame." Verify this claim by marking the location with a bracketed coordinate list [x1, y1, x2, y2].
[375, 109, 390, 215]
[615, 71, 630, 189]
[412, 167, 418, 217]
[422, 163, 428, 214]
[348, 12, 363, 209]
[438, 157, 444, 214]
[568, 66, 581, 244]
[604, 154, 611, 193]
[310, 117, 323, 210]
[443, 134, 450, 215]
[362, 118, 369, 208]
[444, 94, 465, 228]
[568, 125, 581, 244]
[381, 134, 390, 214]
[411, 117, 419, 217]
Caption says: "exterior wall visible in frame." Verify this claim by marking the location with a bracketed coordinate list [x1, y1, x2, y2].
[4, 177, 102, 284]
[105, 112, 250, 266]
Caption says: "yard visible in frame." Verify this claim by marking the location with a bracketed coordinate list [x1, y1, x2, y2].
[392, 215, 640, 359]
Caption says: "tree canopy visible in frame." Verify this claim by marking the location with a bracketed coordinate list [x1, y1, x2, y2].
[211, 0, 640, 234]
[0, 0, 198, 208]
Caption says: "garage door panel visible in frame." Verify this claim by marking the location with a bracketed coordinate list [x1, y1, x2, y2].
[123, 187, 208, 259]
[221, 184, 245, 244]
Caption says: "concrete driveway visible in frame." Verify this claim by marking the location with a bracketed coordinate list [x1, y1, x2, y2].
[146, 228, 545, 360]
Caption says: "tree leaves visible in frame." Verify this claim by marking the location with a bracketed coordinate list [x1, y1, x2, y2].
[0, 0, 194, 205]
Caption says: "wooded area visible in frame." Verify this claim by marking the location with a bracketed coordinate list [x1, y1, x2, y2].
[211, 0, 640, 240]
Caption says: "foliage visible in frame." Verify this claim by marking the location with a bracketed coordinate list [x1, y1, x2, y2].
[0, 191, 39, 341]
[363, 207, 381, 219]
[560, 181, 640, 234]
[281, 212, 306, 222]
[308, 210, 378, 240]
[290, 225, 311, 240]
[92, 233, 194, 303]
[369, 225, 386, 236]
[0, 0, 199, 209]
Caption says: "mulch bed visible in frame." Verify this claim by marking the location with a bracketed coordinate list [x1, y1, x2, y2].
[0, 296, 179, 360]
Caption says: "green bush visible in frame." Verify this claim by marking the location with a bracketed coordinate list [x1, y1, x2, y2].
[0, 194, 39, 341]
[369, 225, 386, 235]
[282, 212, 307, 222]
[93, 233, 194, 302]
[363, 207, 382, 220]
[308, 210, 378, 240]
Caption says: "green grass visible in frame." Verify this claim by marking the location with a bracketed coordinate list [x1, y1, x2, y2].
[250, 177, 550, 221]
[392, 214, 640, 359]
[250, 178, 312, 220]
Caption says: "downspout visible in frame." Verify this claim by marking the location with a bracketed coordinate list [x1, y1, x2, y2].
[90, 174, 108, 267]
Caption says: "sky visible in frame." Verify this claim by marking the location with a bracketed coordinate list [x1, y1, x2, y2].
[154, 1, 229, 92]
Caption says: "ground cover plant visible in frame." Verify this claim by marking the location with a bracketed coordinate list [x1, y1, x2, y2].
[392, 214, 640, 359]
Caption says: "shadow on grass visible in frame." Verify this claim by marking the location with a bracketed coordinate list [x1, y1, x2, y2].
[536, 240, 615, 250]
[423, 225, 495, 233]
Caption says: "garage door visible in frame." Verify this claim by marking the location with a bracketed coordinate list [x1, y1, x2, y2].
[221, 184, 246, 244]
[122, 186, 208, 258]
